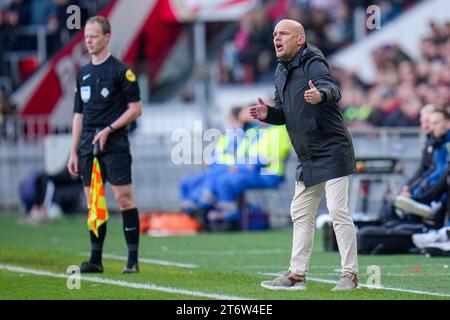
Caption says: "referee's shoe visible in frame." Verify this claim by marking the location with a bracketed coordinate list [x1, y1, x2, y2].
[79, 261, 103, 273]
[122, 262, 139, 274]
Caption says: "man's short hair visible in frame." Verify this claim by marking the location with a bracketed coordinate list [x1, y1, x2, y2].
[86, 16, 111, 35]
[421, 104, 435, 115]
[431, 108, 450, 120]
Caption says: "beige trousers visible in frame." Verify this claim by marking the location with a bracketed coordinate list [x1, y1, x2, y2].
[289, 176, 358, 276]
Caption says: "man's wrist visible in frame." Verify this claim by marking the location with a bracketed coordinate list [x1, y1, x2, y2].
[108, 124, 115, 132]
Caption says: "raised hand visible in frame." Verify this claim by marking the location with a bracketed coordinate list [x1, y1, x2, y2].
[249, 97, 269, 120]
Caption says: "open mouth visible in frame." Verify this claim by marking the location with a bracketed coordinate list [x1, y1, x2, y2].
[275, 44, 283, 52]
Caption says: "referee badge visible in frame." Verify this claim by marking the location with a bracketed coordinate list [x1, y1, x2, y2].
[101, 88, 110, 98]
[80, 86, 91, 103]
[125, 69, 136, 82]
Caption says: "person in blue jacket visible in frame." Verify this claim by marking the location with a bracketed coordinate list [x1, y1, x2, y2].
[395, 108, 450, 227]
[209, 121, 292, 230]
[179, 107, 245, 224]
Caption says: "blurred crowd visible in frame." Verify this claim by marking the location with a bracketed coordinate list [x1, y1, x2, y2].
[0, 0, 109, 141]
[337, 20, 450, 128]
[1, 0, 448, 132]
[218, 0, 419, 84]
[217, 0, 450, 128]
[0, 0, 108, 86]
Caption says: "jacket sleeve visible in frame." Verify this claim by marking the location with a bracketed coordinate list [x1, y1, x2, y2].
[264, 86, 286, 125]
[413, 168, 448, 204]
[308, 59, 341, 104]
[406, 161, 427, 188]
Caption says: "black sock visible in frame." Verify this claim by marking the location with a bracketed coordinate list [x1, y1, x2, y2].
[193, 208, 209, 227]
[122, 208, 140, 267]
[89, 222, 107, 265]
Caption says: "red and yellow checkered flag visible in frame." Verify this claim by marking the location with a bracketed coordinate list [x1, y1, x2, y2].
[87, 156, 109, 237]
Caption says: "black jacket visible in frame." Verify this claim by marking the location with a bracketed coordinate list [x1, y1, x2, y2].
[264, 43, 355, 187]
[407, 134, 435, 189]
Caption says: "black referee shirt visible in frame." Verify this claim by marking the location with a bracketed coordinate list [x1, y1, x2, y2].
[74, 55, 140, 130]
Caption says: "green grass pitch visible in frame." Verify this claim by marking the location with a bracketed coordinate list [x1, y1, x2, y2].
[0, 213, 449, 300]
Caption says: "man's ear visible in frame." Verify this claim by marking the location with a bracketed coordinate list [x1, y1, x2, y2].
[298, 35, 305, 46]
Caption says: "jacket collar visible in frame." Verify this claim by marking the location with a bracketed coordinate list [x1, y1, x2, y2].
[443, 130, 450, 144]
[280, 42, 316, 70]
[433, 130, 450, 146]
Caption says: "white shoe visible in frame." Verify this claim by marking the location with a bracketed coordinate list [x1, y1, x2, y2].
[412, 227, 449, 249]
[424, 241, 450, 257]
[394, 195, 432, 218]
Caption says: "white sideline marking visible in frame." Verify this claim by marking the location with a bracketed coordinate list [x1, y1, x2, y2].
[260, 272, 450, 297]
[0, 264, 252, 300]
[84, 253, 199, 269]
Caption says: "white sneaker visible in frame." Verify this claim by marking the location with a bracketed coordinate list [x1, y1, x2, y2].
[412, 227, 449, 249]
[424, 241, 450, 257]
[394, 195, 432, 218]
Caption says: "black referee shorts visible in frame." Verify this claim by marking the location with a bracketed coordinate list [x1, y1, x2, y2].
[78, 130, 132, 187]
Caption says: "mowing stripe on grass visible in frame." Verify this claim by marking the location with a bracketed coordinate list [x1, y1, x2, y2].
[83, 253, 199, 269]
[0, 264, 252, 300]
[260, 272, 450, 297]
[161, 248, 288, 256]
[318, 263, 449, 269]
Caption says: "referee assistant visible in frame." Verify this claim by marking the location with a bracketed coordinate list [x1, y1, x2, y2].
[67, 16, 142, 274]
